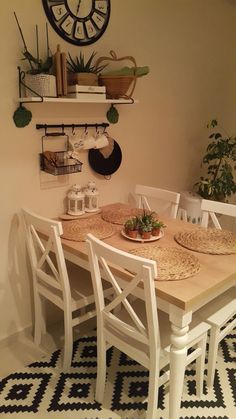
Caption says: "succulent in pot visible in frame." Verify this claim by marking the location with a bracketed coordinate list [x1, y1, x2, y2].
[124, 217, 138, 238]
[67, 51, 107, 86]
[139, 222, 153, 240]
[151, 220, 166, 236]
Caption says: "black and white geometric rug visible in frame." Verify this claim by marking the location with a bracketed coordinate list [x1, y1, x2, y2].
[0, 328, 235, 418]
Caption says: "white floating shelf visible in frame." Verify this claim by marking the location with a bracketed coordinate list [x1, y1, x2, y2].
[19, 97, 137, 104]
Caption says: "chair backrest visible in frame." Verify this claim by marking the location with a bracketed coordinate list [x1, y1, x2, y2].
[135, 184, 180, 219]
[86, 233, 160, 363]
[21, 208, 71, 302]
[200, 199, 236, 229]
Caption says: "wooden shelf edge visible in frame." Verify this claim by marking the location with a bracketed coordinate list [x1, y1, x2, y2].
[18, 97, 138, 104]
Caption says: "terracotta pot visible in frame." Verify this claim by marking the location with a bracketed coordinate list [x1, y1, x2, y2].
[67, 72, 98, 86]
[127, 229, 138, 239]
[152, 228, 160, 236]
[141, 231, 152, 240]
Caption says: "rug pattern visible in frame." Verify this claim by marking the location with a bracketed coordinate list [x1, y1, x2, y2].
[0, 329, 235, 418]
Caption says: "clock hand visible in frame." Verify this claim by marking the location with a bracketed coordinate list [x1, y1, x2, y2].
[76, 0, 82, 16]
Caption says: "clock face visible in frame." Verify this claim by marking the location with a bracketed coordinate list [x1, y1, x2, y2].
[42, 0, 110, 46]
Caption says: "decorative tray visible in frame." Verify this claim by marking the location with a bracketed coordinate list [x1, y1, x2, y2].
[121, 229, 164, 242]
[59, 209, 101, 221]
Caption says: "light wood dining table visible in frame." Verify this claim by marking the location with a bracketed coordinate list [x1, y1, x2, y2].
[59, 203, 236, 419]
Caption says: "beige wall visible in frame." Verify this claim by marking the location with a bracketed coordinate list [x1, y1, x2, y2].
[1, 0, 236, 341]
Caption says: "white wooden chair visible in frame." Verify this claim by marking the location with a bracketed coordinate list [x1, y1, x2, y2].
[86, 233, 210, 419]
[201, 198, 236, 229]
[199, 199, 236, 386]
[21, 208, 112, 371]
[135, 184, 180, 219]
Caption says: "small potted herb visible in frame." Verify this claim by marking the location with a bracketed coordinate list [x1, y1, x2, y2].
[124, 217, 138, 239]
[67, 51, 107, 86]
[139, 222, 153, 240]
[151, 220, 166, 236]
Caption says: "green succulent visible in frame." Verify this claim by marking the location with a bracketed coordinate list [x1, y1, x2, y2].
[67, 51, 107, 74]
[139, 209, 155, 226]
[124, 217, 138, 231]
[152, 220, 166, 229]
[139, 222, 152, 233]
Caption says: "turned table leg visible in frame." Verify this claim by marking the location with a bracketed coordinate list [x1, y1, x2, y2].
[169, 307, 192, 419]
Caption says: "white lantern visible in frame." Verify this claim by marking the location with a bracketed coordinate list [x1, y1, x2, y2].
[67, 184, 85, 216]
[84, 181, 99, 212]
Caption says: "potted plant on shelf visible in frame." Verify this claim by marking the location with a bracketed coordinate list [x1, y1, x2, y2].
[124, 217, 138, 239]
[195, 119, 236, 202]
[67, 51, 107, 86]
[151, 220, 166, 236]
[14, 12, 55, 98]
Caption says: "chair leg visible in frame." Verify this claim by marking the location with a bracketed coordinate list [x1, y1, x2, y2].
[146, 354, 160, 419]
[63, 310, 73, 372]
[34, 291, 44, 346]
[207, 326, 220, 388]
[195, 334, 207, 397]
[95, 328, 107, 403]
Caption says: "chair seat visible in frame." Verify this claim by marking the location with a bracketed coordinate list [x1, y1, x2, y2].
[197, 288, 236, 327]
[105, 299, 210, 368]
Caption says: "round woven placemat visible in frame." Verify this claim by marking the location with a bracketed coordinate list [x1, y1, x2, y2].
[61, 215, 115, 242]
[174, 227, 236, 255]
[101, 203, 156, 225]
[129, 246, 201, 281]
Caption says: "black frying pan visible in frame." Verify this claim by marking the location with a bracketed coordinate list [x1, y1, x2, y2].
[88, 140, 122, 176]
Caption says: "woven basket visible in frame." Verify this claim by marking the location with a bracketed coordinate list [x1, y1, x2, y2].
[25, 74, 57, 97]
[96, 51, 137, 99]
[67, 72, 98, 86]
[98, 75, 134, 99]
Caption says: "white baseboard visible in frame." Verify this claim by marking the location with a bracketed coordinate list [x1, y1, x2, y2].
[0, 325, 33, 349]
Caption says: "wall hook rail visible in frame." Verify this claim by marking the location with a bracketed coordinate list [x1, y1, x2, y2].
[36, 123, 109, 130]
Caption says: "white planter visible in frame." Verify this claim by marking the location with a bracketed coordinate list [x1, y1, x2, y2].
[24, 74, 57, 97]
[179, 191, 202, 224]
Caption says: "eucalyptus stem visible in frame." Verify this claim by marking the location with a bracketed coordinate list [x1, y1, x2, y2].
[13, 11, 34, 72]
[36, 24, 39, 63]
[46, 22, 49, 59]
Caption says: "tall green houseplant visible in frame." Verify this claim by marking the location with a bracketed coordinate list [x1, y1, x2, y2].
[195, 119, 236, 201]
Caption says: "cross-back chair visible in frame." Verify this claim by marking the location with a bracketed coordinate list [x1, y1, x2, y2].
[201, 198, 236, 229]
[21, 208, 111, 371]
[199, 199, 236, 386]
[86, 233, 210, 419]
[135, 184, 180, 219]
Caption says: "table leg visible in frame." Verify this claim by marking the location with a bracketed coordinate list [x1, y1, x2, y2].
[169, 307, 192, 419]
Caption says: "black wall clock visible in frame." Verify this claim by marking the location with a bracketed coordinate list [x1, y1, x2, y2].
[42, 0, 110, 46]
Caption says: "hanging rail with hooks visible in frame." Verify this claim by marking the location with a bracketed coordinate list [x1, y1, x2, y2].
[36, 123, 109, 131]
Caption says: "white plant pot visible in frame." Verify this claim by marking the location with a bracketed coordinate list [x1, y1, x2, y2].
[24, 74, 57, 97]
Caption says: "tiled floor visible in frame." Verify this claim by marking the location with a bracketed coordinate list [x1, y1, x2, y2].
[0, 322, 235, 418]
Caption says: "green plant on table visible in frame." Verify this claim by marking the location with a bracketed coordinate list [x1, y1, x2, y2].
[139, 222, 152, 233]
[124, 217, 138, 232]
[195, 119, 236, 201]
[152, 220, 166, 229]
[137, 209, 155, 226]
[67, 51, 107, 74]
